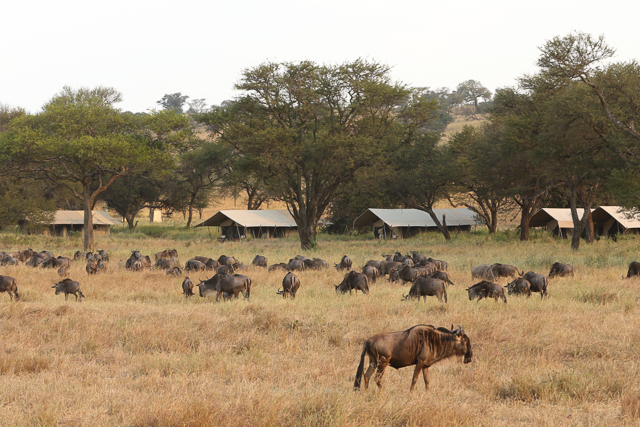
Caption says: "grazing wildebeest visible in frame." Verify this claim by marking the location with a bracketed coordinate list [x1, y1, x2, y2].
[166, 267, 183, 276]
[303, 258, 329, 270]
[548, 262, 574, 278]
[335, 271, 369, 295]
[268, 263, 289, 272]
[491, 263, 523, 280]
[86, 260, 98, 275]
[387, 268, 401, 284]
[471, 264, 495, 282]
[252, 255, 268, 268]
[16, 248, 34, 262]
[429, 271, 455, 286]
[402, 277, 447, 303]
[335, 255, 352, 272]
[52, 278, 84, 302]
[1, 255, 19, 266]
[197, 273, 251, 301]
[427, 258, 448, 271]
[410, 251, 428, 266]
[182, 277, 194, 298]
[126, 251, 151, 270]
[277, 272, 300, 299]
[362, 265, 379, 284]
[57, 264, 70, 276]
[625, 262, 640, 279]
[377, 261, 403, 277]
[294, 255, 310, 262]
[74, 251, 87, 261]
[506, 278, 532, 297]
[287, 259, 305, 272]
[155, 249, 178, 261]
[42, 257, 71, 269]
[218, 255, 238, 266]
[353, 325, 472, 391]
[397, 265, 421, 285]
[0, 275, 19, 301]
[185, 259, 207, 272]
[205, 258, 219, 271]
[97, 250, 110, 262]
[216, 264, 235, 275]
[522, 271, 548, 298]
[26, 254, 46, 267]
[365, 260, 382, 270]
[466, 281, 507, 303]
[155, 257, 180, 270]
[96, 260, 107, 274]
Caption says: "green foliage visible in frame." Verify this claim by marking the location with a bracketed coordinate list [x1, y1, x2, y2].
[157, 93, 189, 114]
[0, 176, 55, 233]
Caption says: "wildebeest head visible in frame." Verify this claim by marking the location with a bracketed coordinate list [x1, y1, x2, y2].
[450, 325, 473, 364]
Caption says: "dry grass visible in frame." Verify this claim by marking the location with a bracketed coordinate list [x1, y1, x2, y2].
[0, 230, 639, 426]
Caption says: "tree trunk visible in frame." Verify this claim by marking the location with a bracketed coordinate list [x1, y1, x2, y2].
[519, 200, 533, 241]
[82, 184, 94, 251]
[568, 187, 582, 251]
[125, 214, 137, 230]
[298, 224, 317, 250]
[584, 208, 595, 243]
[425, 209, 451, 240]
[489, 204, 499, 234]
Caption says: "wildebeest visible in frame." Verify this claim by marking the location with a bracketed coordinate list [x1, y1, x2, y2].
[57, 264, 70, 276]
[86, 260, 98, 275]
[625, 262, 640, 279]
[396, 265, 422, 285]
[303, 258, 329, 270]
[466, 281, 507, 303]
[365, 260, 382, 270]
[335, 271, 369, 295]
[73, 251, 87, 261]
[96, 260, 107, 273]
[185, 259, 207, 272]
[506, 278, 532, 297]
[403, 257, 414, 267]
[155, 257, 180, 270]
[126, 251, 152, 271]
[277, 272, 300, 299]
[427, 257, 448, 271]
[16, 248, 34, 262]
[97, 249, 110, 262]
[377, 261, 403, 277]
[42, 256, 71, 269]
[410, 251, 428, 266]
[268, 263, 289, 272]
[166, 267, 183, 276]
[217, 255, 237, 266]
[353, 324, 472, 391]
[522, 271, 548, 298]
[392, 251, 406, 263]
[182, 277, 194, 298]
[294, 255, 310, 262]
[216, 265, 235, 275]
[491, 263, 523, 280]
[25, 254, 46, 267]
[197, 273, 251, 302]
[429, 271, 455, 286]
[402, 277, 447, 303]
[52, 278, 84, 302]
[335, 255, 352, 272]
[155, 249, 178, 261]
[471, 264, 495, 282]
[1, 255, 19, 266]
[0, 275, 19, 301]
[287, 259, 305, 272]
[362, 265, 379, 284]
[252, 255, 268, 268]
[548, 262, 574, 278]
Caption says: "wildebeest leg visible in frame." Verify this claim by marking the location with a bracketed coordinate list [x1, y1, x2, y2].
[215, 292, 221, 302]
[65, 293, 69, 301]
[410, 361, 425, 391]
[422, 366, 430, 391]
[374, 357, 389, 389]
[364, 359, 376, 390]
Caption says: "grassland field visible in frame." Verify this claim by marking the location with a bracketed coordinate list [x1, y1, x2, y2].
[1, 225, 640, 426]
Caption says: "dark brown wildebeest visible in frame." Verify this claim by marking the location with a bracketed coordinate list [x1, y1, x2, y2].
[365, 260, 382, 270]
[303, 258, 328, 270]
[522, 272, 548, 298]
[625, 262, 640, 279]
[86, 260, 98, 275]
[166, 267, 183, 276]
[362, 265, 379, 284]
[216, 264, 235, 275]
[155, 249, 178, 261]
[1, 255, 19, 266]
[205, 258, 219, 271]
[16, 248, 34, 262]
[126, 251, 151, 271]
[466, 281, 507, 303]
[74, 251, 87, 261]
[294, 255, 310, 262]
[182, 277, 194, 298]
[197, 273, 251, 301]
[549, 262, 574, 278]
[96, 260, 107, 274]
[26, 254, 46, 267]
[52, 278, 84, 302]
[387, 268, 401, 283]
[382, 254, 393, 262]
[491, 263, 523, 280]
[429, 271, 455, 286]
[471, 264, 495, 282]
[427, 257, 448, 271]
[97, 250, 110, 262]
[185, 259, 207, 272]
[335, 255, 352, 272]
[42, 257, 71, 269]
[410, 251, 428, 266]
[335, 271, 369, 295]
[57, 264, 70, 276]
[402, 277, 447, 303]
[377, 261, 403, 277]
[354, 324, 472, 391]
[155, 257, 180, 270]
[287, 259, 305, 272]
[218, 255, 238, 266]
[396, 265, 423, 285]
[277, 272, 300, 299]
[392, 251, 406, 263]
[506, 278, 532, 297]
[252, 255, 268, 268]
[268, 263, 289, 272]
[0, 275, 19, 301]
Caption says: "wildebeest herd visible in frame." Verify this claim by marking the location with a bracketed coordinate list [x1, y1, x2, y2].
[1, 246, 638, 392]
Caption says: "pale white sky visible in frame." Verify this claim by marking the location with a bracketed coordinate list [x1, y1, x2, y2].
[3, 0, 639, 113]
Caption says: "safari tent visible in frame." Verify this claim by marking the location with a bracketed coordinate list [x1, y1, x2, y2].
[194, 210, 299, 240]
[528, 208, 587, 238]
[352, 208, 480, 239]
[591, 206, 640, 237]
[46, 210, 122, 237]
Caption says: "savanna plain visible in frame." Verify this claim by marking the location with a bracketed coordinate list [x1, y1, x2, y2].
[1, 227, 640, 426]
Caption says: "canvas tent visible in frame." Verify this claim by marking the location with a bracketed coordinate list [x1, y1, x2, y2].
[195, 210, 299, 239]
[528, 208, 588, 237]
[591, 206, 640, 236]
[353, 208, 480, 239]
[47, 210, 122, 237]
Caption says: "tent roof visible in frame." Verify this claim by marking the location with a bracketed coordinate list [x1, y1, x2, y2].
[51, 210, 122, 226]
[195, 210, 298, 228]
[591, 206, 640, 229]
[529, 208, 587, 228]
[353, 208, 479, 228]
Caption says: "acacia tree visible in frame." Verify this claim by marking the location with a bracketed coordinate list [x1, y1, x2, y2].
[1, 87, 180, 250]
[456, 80, 492, 113]
[199, 60, 437, 249]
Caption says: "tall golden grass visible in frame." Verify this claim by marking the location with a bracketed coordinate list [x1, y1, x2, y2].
[0, 229, 639, 426]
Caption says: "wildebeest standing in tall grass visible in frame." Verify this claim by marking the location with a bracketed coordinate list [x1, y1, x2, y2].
[466, 281, 507, 303]
[335, 271, 369, 295]
[491, 263, 523, 280]
[427, 257, 448, 271]
[402, 277, 447, 303]
[277, 272, 300, 299]
[471, 264, 495, 282]
[182, 277, 194, 298]
[185, 259, 207, 272]
[52, 278, 85, 302]
[362, 265, 379, 284]
[0, 275, 19, 301]
[197, 273, 251, 302]
[335, 255, 352, 271]
[429, 270, 455, 286]
[548, 262, 574, 278]
[354, 325, 473, 391]
[287, 259, 305, 272]
[252, 255, 268, 268]
[506, 278, 531, 297]
[625, 262, 640, 279]
[522, 272, 548, 298]
[155, 249, 178, 261]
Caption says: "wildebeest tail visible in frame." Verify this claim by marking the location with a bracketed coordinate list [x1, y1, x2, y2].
[78, 290, 85, 300]
[244, 278, 252, 299]
[354, 341, 369, 390]
[443, 283, 448, 303]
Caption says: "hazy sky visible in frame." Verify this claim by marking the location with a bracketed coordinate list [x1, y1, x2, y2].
[3, 0, 639, 113]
